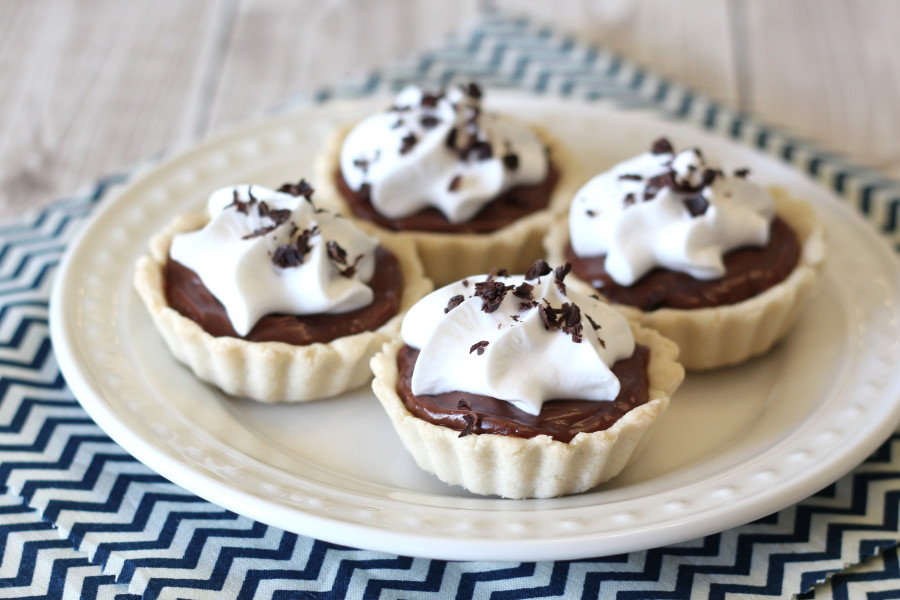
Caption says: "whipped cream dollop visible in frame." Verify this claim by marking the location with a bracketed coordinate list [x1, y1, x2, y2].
[400, 261, 635, 416]
[569, 138, 775, 286]
[170, 182, 380, 336]
[340, 83, 549, 224]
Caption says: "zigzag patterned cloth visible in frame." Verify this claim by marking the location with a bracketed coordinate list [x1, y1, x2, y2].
[3, 15, 900, 599]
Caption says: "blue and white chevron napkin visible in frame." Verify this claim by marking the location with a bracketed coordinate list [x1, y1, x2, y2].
[2, 15, 899, 599]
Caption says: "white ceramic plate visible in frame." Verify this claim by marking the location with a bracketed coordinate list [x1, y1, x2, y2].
[50, 95, 900, 561]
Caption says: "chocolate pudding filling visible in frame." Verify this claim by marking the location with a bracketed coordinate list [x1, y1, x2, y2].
[396, 344, 650, 443]
[335, 166, 560, 234]
[566, 217, 800, 311]
[164, 246, 403, 345]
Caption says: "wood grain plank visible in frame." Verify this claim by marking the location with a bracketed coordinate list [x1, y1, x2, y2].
[491, 0, 741, 106]
[0, 1, 216, 220]
[206, 0, 482, 133]
[741, 1, 900, 171]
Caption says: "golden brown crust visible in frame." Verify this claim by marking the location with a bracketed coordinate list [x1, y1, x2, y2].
[134, 212, 433, 402]
[314, 124, 585, 287]
[370, 324, 683, 499]
[545, 188, 825, 370]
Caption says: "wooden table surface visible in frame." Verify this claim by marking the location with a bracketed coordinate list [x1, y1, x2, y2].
[2, 0, 899, 222]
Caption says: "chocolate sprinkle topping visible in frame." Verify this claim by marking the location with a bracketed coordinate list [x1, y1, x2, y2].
[469, 140, 493, 161]
[257, 201, 291, 226]
[272, 226, 318, 268]
[512, 282, 534, 302]
[619, 173, 643, 181]
[277, 179, 315, 200]
[448, 175, 462, 192]
[525, 259, 552, 280]
[459, 413, 475, 438]
[399, 133, 418, 155]
[585, 314, 602, 331]
[464, 82, 483, 99]
[444, 294, 465, 314]
[651, 137, 674, 155]
[502, 153, 519, 170]
[473, 279, 513, 313]
[420, 93, 440, 108]
[586, 209, 597, 217]
[421, 115, 441, 128]
[734, 167, 751, 178]
[229, 189, 254, 214]
[469, 340, 489, 355]
[326, 240, 348, 264]
[683, 195, 710, 217]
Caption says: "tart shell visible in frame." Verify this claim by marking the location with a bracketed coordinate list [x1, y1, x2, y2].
[545, 188, 825, 371]
[314, 124, 584, 287]
[370, 324, 683, 499]
[133, 211, 433, 402]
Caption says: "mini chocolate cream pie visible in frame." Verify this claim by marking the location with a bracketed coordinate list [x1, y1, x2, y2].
[370, 260, 683, 499]
[134, 180, 431, 402]
[314, 83, 583, 286]
[545, 138, 825, 370]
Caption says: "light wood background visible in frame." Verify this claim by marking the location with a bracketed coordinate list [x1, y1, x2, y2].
[2, 0, 898, 222]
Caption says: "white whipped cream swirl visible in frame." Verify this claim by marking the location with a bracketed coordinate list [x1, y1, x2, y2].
[400, 264, 635, 416]
[569, 139, 775, 286]
[170, 183, 380, 336]
[340, 84, 549, 224]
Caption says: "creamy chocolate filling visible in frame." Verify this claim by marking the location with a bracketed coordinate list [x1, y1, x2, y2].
[396, 344, 650, 443]
[335, 166, 560, 234]
[164, 246, 403, 345]
[566, 217, 800, 311]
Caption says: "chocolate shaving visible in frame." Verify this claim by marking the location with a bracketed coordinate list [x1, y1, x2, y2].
[420, 115, 441, 128]
[464, 82, 483, 99]
[448, 175, 462, 192]
[502, 153, 519, 170]
[469, 340, 489, 355]
[391, 119, 404, 129]
[337, 254, 363, 278]
[353, 158, 369, 172]
[586, 314, 602, 331]
[326, 240, 348, 264]
[618, 173, 643, 181]
[257, 201, 291, 226]
[495, 268, 509, 278]
[538, 301, 557, 330]
[623, 193, 636, 207]
[228, 189, 254, 214]
[525, 259, 552, 280]
[420, 93, 440, 108]
[461, 278, 469, 287]
[468, 140, 493, 161]
[683, 195, 709, 217]
[444, 294, 465, 314]
[459, 414, 475, 438]
[445, 127, 458, 149]
[241, 226, 276, 240]
[554, 263, 571, 293]
[643, 171, 675, 201]
[272, 226, 318, 268]
[734, 167, 751, 178]
[512, 282, 534, 302]
[651, 137, 674, 155]
[586, 209, 597, 217]
[277, 179, 315, 200]
[559, 303, 583, 343]
[399, 133, 418, 155]
[457, 399, 472, 411]
[473, 279, 513, 313]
